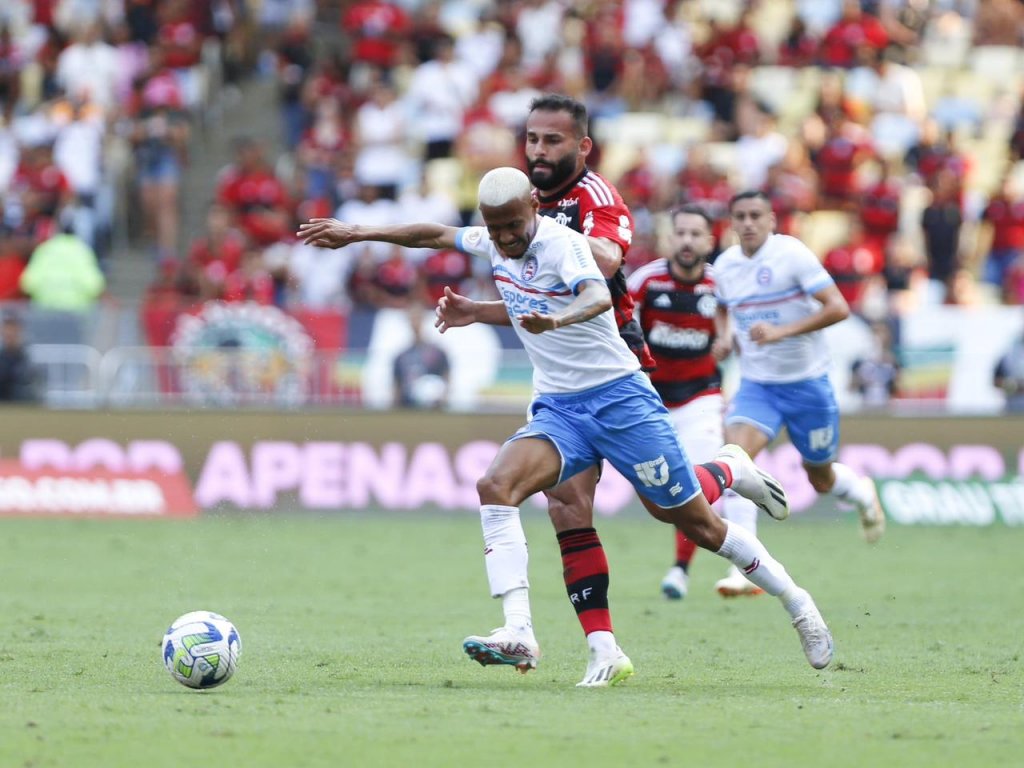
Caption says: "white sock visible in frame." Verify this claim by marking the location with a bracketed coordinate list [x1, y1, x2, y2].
[721, 490, 758, 535]
[830, 462, 871, 506]
[480, 504, 531, 625]
[715, 520, 797, 597]
[587, 630, 617, 656]
[502, 588, 532, 632]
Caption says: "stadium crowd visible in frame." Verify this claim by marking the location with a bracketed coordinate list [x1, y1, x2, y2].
[0, 0, 1023, 404]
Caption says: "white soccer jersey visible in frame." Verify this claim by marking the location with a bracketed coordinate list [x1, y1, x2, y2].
[714, 234, 835, 383]
[455, 216, 640, 394]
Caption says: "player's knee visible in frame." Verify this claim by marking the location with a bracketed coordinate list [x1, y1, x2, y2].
[477, 473, 513, 506]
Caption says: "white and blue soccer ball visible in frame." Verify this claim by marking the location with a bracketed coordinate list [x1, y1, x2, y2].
[162, 611, 241, 689]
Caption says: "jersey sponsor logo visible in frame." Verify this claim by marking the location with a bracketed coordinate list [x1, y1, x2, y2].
[557, 198, 576, 208]
[646, 280, 675, 291]
[633, 455, 669, 487]
[648, 321, 710, 350]
[521, 255, 539, 282]
[653, 293, 672, 308]
[500, 287, 551, 315]
[697, 294, 718, 318]
[735, 310, 781, 331]
[757, 267, 772, 285]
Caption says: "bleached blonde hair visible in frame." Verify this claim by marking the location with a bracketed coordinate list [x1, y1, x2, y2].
[478, 167, 532, 206]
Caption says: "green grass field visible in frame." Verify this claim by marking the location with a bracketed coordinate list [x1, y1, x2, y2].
[1, 513, 1021, 768]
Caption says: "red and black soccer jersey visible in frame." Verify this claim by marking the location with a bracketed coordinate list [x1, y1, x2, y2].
[535, 168, 656, 370]
[627, 260, 721, 407]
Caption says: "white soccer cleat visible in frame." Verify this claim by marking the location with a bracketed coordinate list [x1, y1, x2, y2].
[792, 602, 834, 670]
[661, 566, 689, 600]
[576, 647, 635, 688]
[462, 627, 540, 674]
[715, 565, 765, 598]
[856, 477, 885, 544]
[715, 444, 790, 520]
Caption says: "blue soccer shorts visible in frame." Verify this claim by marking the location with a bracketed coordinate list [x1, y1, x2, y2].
[725, 374, 840, 465]
[510, 372, 701, 509]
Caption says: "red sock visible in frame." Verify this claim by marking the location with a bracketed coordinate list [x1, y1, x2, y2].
[557, 528, 612, 635]
[695, 462, 733, 505]
[675, 529, 698, 568]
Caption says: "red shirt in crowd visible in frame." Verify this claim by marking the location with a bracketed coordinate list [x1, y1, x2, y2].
[859, 178, 902, 246]
[820, 14, 888, 68]
[420, 249, 473, 305]
[216, 167, 291, 245]
[341, 0, 410, 69]
[823, 235, 884, 309]
[817, 129, 874, 202]
[982, 195, 1024, 252]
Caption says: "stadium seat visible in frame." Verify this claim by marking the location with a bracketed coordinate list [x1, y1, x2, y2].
[594, 113, 667, 148]
[664, 116, 710, 145]
[702, 142, 739, 183]
[798, 210, 852, 258]
[749, 66, 798, 114]
[969, 45, 1024, 81]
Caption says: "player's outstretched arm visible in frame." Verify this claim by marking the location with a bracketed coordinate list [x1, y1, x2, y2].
[587, 236, 625, 278]
[518, 278, 611, 334]
[297, 218, 459, 251]
[435, 287, 509, 333]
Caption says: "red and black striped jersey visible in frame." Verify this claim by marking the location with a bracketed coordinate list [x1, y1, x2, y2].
[627, 259, 722, 406]
[536, 168, 655, 370]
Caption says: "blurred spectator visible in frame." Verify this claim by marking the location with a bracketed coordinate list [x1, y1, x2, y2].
[19, 228, 105, 311]
[352, 74, 410, 199]
[972, 0, 1024, 46]
[392, 304, 449, 409]
[403, 33, 478, 161]
[0, 23, 24, 121]
[341, 0, 410, 81]
[993, 329, 1024, 411]
[664, 145, 734, 247]
[763, 141, 819, 235]
[216, 137, 291, 246]
[419, 246, 473, 305]
[921, 169, 964, 303]
[55, 20, 118, 112]
[52, 99, 108, 258]
[0, 311, 36, 402]
[129, 52, 191, 261]
[859, 159, 902, 252]
[850, 319, 901, 409]
[157, 0, 207, 112]
[978, 175, 1024, 294]
[777, 16, 818, 68]
[396, 170, 460, 263]
[274, 12, 315, 150]
[10, 128, 73, 240]
[823, 218, 885, 314]
[735, 99, 788, 191]
[294, 97, 349, 205]
[904, 119, 965, 188]
[222, 247, 274, 305]
[181, 201, 246, 301]
[815, 111, 876, 210]
[820, 0, 889, 69]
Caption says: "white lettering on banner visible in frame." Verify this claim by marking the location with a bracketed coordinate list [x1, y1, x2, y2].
[0, 476, 165, 515]
[12, 438, 1024, 524]
[880, 480, 1024, 526]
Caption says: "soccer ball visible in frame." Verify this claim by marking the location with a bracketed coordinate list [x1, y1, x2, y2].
[162, 611, 241, 689]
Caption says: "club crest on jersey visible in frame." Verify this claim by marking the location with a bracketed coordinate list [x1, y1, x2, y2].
[521, 255, 539, 282]
[554, 212, 571, 227]
[464, 229, 482, 246]
[757, 267, 772, 285]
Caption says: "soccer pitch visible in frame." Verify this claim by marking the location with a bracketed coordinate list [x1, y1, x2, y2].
[1, 513, 1020, 768]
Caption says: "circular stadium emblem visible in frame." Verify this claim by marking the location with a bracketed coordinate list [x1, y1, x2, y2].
[756, 267, 772, 285]
[521, 255, 539, 282]
[697, 294, 717, 318]
[170, 302, 313, 405]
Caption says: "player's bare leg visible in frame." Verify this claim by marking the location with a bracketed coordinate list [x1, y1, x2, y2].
[546, 468, 634, 687]
[640, 490, 834, 670]
[804, 460, 885, 543]
[463, 437, 561, 674]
